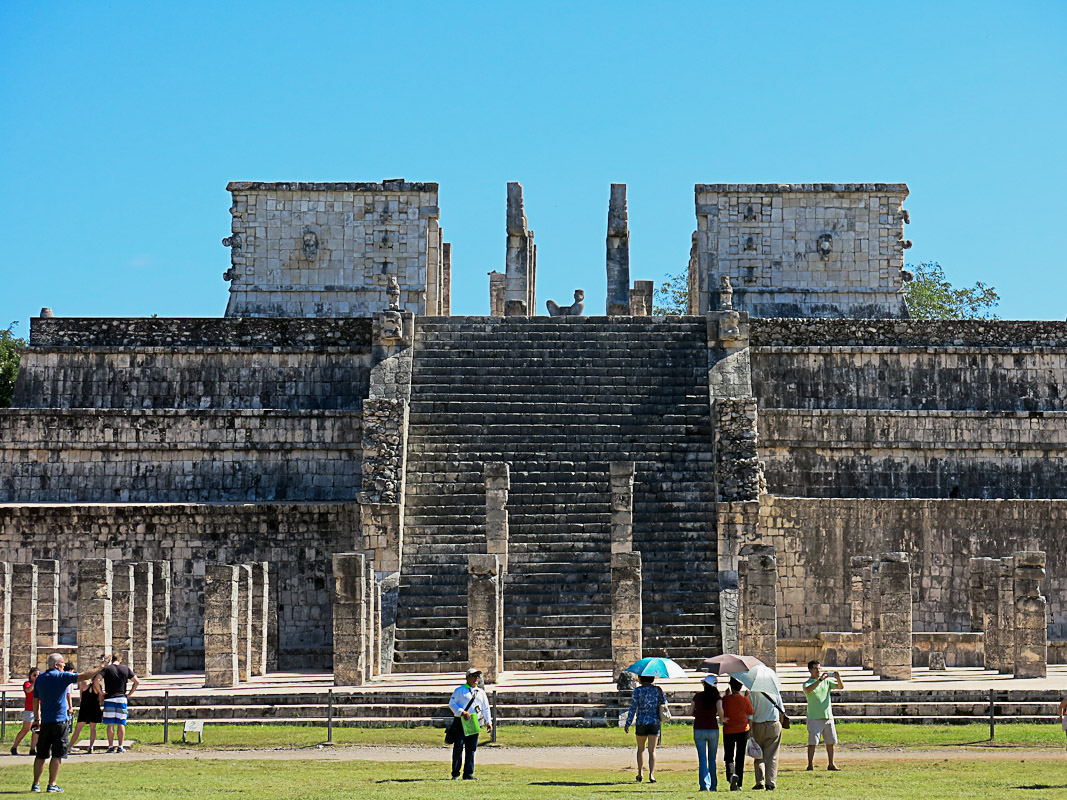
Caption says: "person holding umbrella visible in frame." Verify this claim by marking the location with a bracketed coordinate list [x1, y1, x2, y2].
[623, 657, 685, 783]
[699, 654, 763, 792]
[689, 675, 725, 791]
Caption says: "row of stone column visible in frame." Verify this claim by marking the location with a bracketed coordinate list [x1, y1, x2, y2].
[0, 559, 170, 681]
[610, 462, 642, 687]
[848, 552, 913, 680]
[204, 563, 271, 688]
[329, 555, 383, 687]
[969, 551, 1047, 678]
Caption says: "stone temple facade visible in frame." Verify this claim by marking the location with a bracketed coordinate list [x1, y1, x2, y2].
[0, 179, 1063, 676]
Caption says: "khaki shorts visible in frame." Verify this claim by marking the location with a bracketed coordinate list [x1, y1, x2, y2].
[806, 718, 838, 746]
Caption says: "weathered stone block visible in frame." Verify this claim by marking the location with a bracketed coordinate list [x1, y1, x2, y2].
[204, 564, 239, 688]
[77, 559, 112, 671]
[10, 563, 37, 673]
[331, 553, 366, 686]
[468, 554, 503, 683]
[611, 551, 642, 681]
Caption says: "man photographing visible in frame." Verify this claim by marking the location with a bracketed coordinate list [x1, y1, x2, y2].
[802, 659, 843, 772]
[32, 652, 107, 793]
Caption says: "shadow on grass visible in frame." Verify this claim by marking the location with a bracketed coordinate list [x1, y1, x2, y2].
[1015, 785, 1067, 791]
[375, 778, 430, 784]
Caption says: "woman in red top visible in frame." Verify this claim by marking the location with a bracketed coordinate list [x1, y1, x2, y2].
[689, 676, 725, 791]
[720, 678, 754, 791]
[10, 667, 39, 756]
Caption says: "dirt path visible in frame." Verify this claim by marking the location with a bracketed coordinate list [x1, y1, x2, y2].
[91, 744, 1067, 767]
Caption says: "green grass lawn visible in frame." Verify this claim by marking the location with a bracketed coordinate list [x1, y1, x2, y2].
[95, 721, 1067, 751]
[1, 758, 1065, 799]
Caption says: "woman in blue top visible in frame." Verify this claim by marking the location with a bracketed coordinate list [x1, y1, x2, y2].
[624, 675, 666, 783]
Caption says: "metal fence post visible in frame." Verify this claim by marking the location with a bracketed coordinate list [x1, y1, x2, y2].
[490, 691, 498, 744]
[327, 689, 333, 744]
[988, 689, 995, 741]
[163, 691, 169, 744]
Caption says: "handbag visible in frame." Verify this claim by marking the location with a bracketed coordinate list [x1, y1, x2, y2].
[746, 738, 764, 759]
[1061, 717, 1067, 732]
[658, 688, 672, 722]
[444, 691, 479, 744]
[761, 691, 791, 730]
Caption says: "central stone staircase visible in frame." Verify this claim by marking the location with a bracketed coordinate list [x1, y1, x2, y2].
[393, 317, 720, 672]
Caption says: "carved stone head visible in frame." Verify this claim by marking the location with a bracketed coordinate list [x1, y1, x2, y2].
[718, 275, 734, 311]
[302, 227, 319, 261]
[385, 275, 401, 311]
[817, 233, 833, 260]
[380, 310, 404, 341]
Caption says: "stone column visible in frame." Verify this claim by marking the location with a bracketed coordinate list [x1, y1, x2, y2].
[331, 553, 367, 686]
[441, 242, 452, 316]
[485, 462, 510, 572]
[204, 564, 239, 688]
[610, 462, 636, 555]
[996, 557, 1015, 674]
[76, 559, 112, 670]
[11, 563, 37, 672]
[364, 562, 376, 679]
[0, 562, 11, 682]
[868, 561, 882, 674]
[630, 280, 654, 316]
[151, 560, 171, 674]
[236, 564, 253, 682]
[611, 551, 642, 688]
[373, 579, 383, 677]
[266, 577, 279, 673]
[969, 557, 989, 633]
[850, 556, 873, 635]
[606, 183, 630, 315]
[860, 560, 877, 670]
[505, 182, 536, 314]
[978, 558, 1001, 671]
[488, 271, 506, 317]
[876, 552, 912, 680]
[1012, 551, 1047, 678]
[250, 562, 269, 677]
[715, 502, 759, 655]
[467, 554, 503, 684]
[33, 559, 59, 669]
[111, 563, 135, 666]
[740, 545, 777, 668]
[132, 562, 154, 676]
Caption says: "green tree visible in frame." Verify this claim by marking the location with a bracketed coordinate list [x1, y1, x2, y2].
[904, 261, 999, 320]
[653, 269, 689, 315]
[1, 322, 27, 408]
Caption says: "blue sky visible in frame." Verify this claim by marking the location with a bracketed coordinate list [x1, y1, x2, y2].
[1, 0, 1064, 330]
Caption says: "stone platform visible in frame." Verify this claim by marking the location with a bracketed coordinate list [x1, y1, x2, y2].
[4, 667, 1061, 727]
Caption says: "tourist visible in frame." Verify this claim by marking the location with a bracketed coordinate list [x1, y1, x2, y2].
[447, 668, 492, 780]
[101, 653, 139, 753]
[31, 652, 106, 793]
[1059, 696, 1067, 751]
[803, 659, 842, 771]
[624, 674, 664, 783]
[11, 667, 40, 756]
[70, 673, 105, 754]
[721, 677, 754, 791]
[749, 685, 783, 790]
[690, 676, 724, 791]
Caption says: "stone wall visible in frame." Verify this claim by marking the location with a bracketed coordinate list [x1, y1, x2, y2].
[749, 318, 1067, 348]
[691, 184, 910, 318]
[753, 347, 1067, 411]
[757, 496, 1067, 640]
[0, 409, 361, 502]
[760, 409, 1067, 499]
[0, 502, 357, 669]
[223, 181, 448, 317]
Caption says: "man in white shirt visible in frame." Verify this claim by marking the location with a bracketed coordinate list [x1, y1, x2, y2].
[749, 690, 783, 790]
[448, 668, 493, 780]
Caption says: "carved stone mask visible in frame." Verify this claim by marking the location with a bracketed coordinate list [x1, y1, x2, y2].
[817, 233, 833, 260]
[302, 228, 319, 261]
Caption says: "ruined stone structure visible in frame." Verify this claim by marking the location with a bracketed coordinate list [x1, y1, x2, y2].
[1, 177, 1065, 677]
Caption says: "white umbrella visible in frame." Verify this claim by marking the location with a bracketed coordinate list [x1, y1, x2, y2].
[729, 664, 784, 708]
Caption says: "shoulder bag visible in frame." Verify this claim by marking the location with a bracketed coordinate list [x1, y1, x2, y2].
[658, 687, 672, 722]
[444, 691, 478, 744]
[760, 691, 791, 730]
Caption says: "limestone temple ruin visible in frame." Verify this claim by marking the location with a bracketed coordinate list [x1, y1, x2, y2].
[0, 179, 1063, 686]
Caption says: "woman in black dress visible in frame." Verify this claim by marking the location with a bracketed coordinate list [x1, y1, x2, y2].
[70, 674, 105, 753]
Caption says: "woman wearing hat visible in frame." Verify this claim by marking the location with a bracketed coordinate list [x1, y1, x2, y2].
[447, 668, 493, 780]
[690, 676, 725, 791]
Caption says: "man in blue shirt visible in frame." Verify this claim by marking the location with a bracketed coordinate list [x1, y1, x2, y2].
[32, 652, 106, 794]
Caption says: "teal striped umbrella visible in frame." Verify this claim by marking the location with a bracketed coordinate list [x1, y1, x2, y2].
[623, 656, 688, 678]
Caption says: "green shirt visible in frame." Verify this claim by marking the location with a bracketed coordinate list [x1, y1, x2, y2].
[803, 676, 838, 720]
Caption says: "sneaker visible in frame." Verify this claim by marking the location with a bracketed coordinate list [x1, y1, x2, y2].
[116, 746, 126, 754]
[106, 746, 116, 753]
[28, 749, 37, 757]
[9, 746, 16, 756]
[87, 746, 93, 755]
[46, 786, 64, 793]
[30, 785, 40, 793]
[806, 765, 814, 771]
[753, 784, 764, 790]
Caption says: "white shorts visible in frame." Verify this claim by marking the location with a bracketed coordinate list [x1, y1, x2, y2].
[807, 718, 838, 746]
[22, 710, 34, 723]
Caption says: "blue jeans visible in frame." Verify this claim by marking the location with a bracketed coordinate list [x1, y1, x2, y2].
[694, 728, 719, 790]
